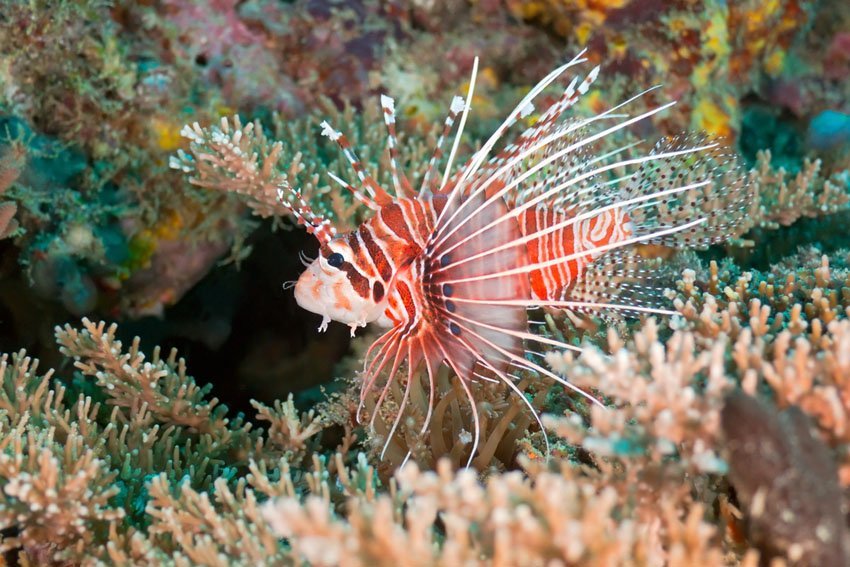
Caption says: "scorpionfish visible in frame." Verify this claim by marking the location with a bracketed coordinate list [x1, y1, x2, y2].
[281, 50, 749, 462]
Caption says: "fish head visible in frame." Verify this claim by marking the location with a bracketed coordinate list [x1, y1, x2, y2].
[294, 234, 387, 332]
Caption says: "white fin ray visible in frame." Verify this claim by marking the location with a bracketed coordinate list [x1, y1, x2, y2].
[437, 50, 591, 209]
[430, 94, 674, 254]
[438, 217, 708, 286]
[440, 57, 479, 190]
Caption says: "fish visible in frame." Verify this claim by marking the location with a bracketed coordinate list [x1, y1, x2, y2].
[282, 50, 749, 464]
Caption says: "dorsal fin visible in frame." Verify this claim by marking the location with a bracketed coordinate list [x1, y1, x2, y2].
[380, 94, 415, 198]
[320, 120, 393, 206]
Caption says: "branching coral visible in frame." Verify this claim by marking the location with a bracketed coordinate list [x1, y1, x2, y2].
[0, 141, 26, 240]
[662, 250, 850, 489]
[172, 103, 441, 235]
[546, 320, 732, 475]
[262, 253, 850, 564]
[6, 247, 850, 565]
[270, 99, 440, 230]
[263, 312, 789, 566]
[0, 353, 123, 558]
[56, 320, 245, 438]
[0, 318, 329, 564]
[743, 149, 850, 231]
[263, 457, 727, 567]
[170, 116, 299, 224]
[256, 249, 848, 566]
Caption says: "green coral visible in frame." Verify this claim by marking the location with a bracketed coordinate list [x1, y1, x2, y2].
[0, 319, 330, 564]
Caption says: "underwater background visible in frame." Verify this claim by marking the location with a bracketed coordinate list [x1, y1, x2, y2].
[1, 0, 850, 564]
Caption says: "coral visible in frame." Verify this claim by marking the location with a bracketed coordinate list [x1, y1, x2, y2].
[663, 251, 850, 481]
[263, 458, 725, 567]
[173, 105, 440, 234]
[545, 320, 731, 476]
[0, 353, 124, 558]
[501, 0, 819, 145]
[0, 1, 136, 156]
[3, 1, 850, 565]
[7, 246, 850, 565]
[270, 100, 441, 231]
[0, 140, 25, 239]
[0, 1, 248, 321]
[742, 149, 850, 232]
[0, 318, 332, 564]
[505, 0, 632, 44]
[339, 348, 548, 477]
[171, 115, 323, 227]
[266, 271, 850, 566]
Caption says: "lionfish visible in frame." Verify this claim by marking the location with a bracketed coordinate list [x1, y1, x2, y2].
[283, 50, 747, 463]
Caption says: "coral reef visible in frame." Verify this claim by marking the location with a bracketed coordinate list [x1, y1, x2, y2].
[1, 0, 850, 565]
[743, 150, 850, 231]
[6, 241, 850, 564]
[0, 319, 323, 564]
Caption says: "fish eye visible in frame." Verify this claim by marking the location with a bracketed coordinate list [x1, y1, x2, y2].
[327, 252, 344, 268]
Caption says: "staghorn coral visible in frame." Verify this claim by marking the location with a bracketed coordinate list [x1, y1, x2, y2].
[0, 318, 327, 564]
[655, 250, 850, 512]
[545, 319, 732, 476]
[742, 149, 850, 232]
[263, 457, 726, 567]
[172, 103, 441, 236]
[270, 99, 441, 231]
[55, 320, 249, 437]
[170, 116, 301, 225]
[7, 245, 850, 565]
[272, 262, 850, 565]
[0, 353, 124, 559]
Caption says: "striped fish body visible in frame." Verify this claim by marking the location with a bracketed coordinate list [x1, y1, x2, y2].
[296, 194, 633, 332]
[513, 202, 634, 302]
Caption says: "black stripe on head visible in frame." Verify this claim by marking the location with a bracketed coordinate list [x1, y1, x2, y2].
[341, 262, 370, 299]
[359, 225, 393, 282]
[372, 281, 385, 302]
[319, 243, 371, 300]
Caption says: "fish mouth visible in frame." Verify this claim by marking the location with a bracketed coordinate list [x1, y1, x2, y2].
[293, 267, 346, 319]
[293, 269, 323, 315]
